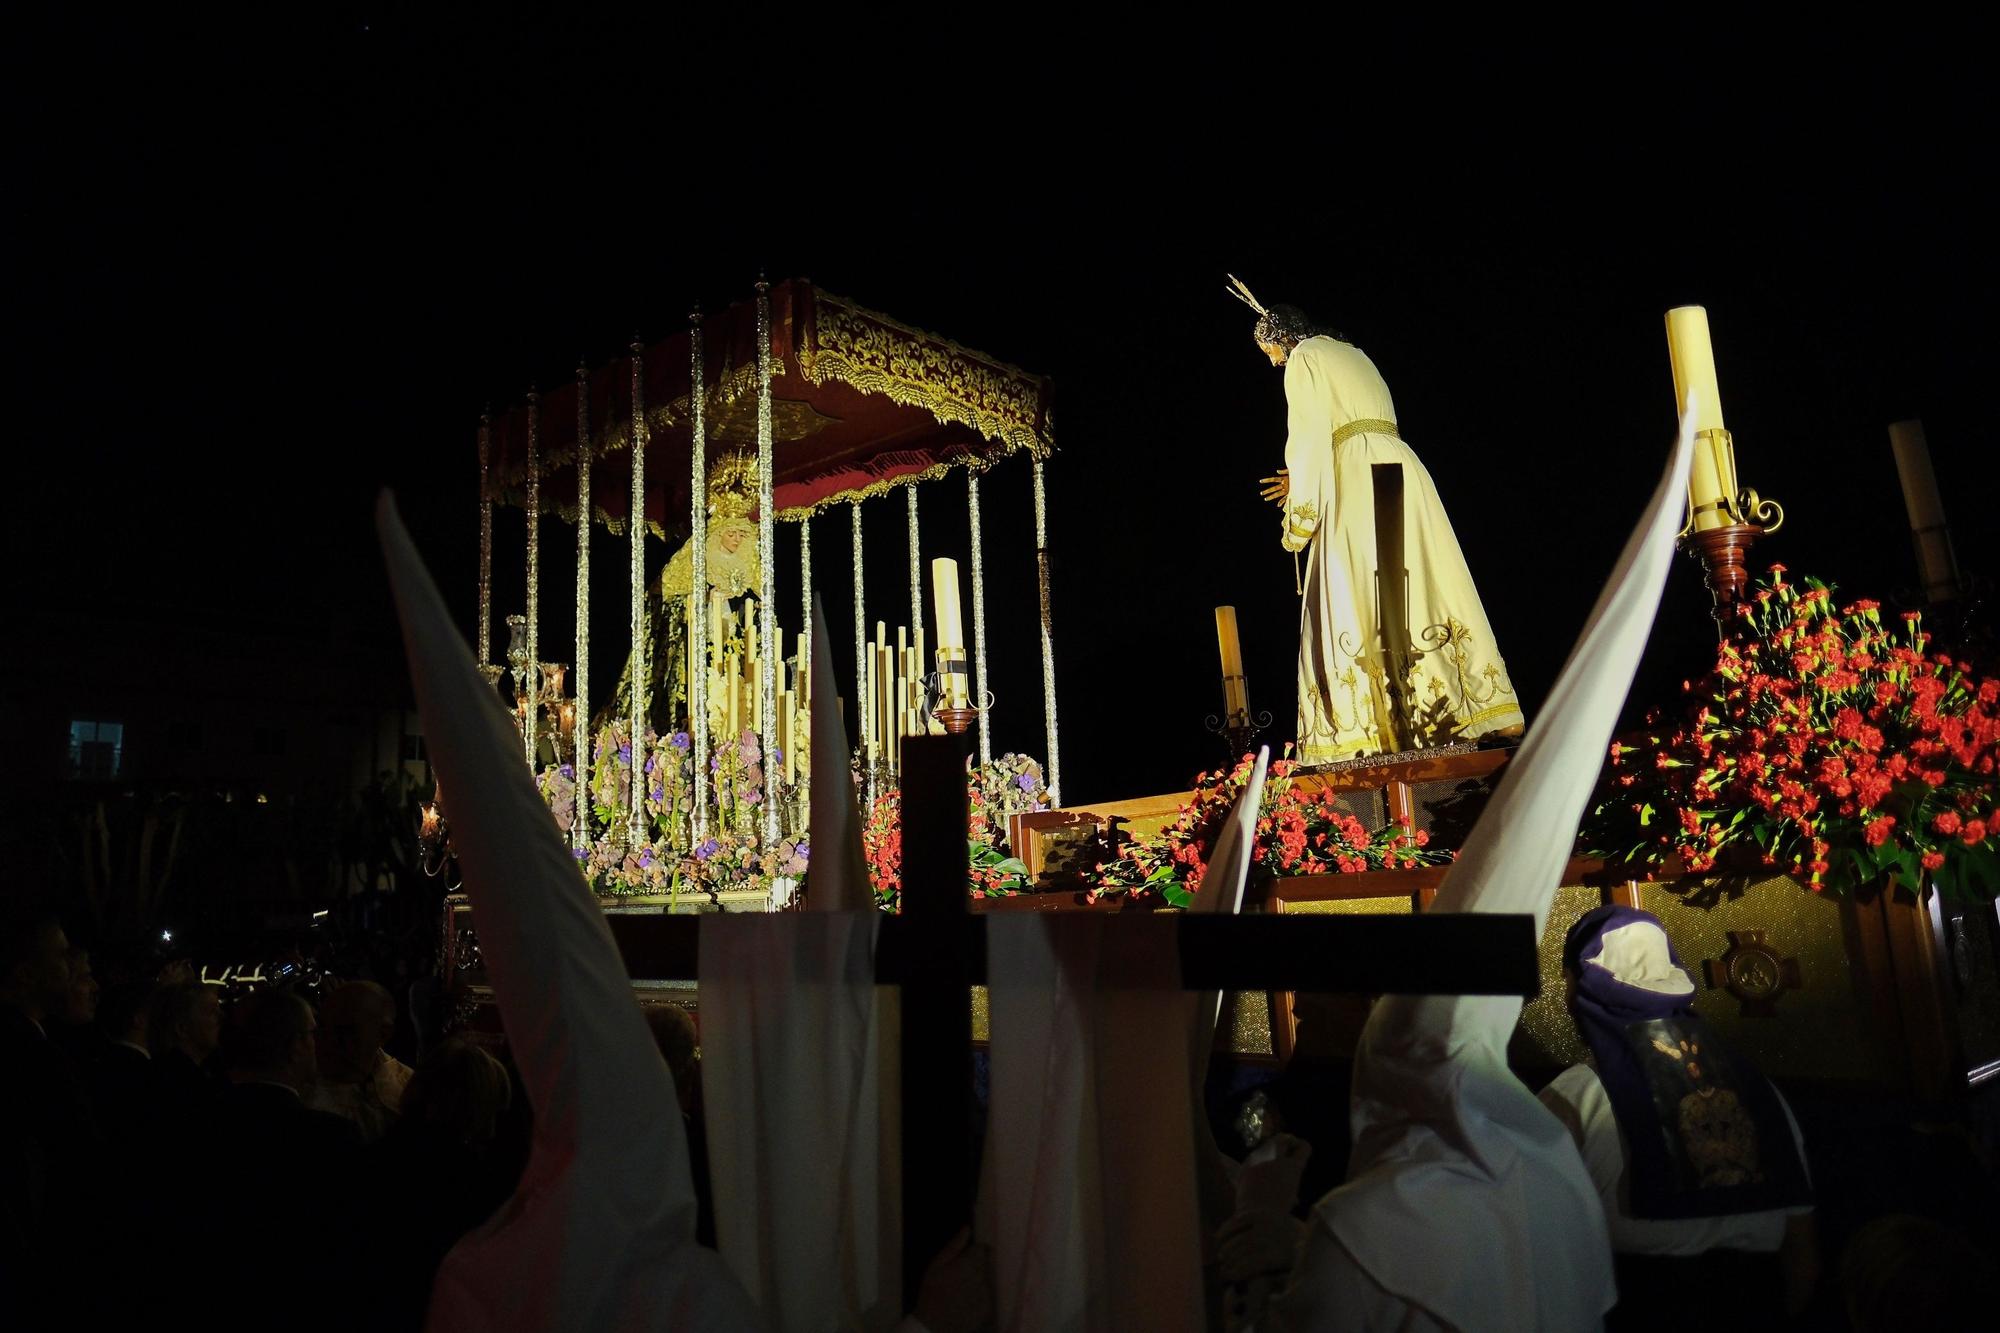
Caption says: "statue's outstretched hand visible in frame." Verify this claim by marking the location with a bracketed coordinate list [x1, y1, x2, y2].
[1259, 469, 1289, 504]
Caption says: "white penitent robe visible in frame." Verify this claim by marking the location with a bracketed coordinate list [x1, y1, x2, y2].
[701, 915, 899, 1332]
[1265, 407, 1698, 1331]
[1280, 335, 1523, 761]
[977, 755, 1269, 1332]
[983, 913, 1206, 1332]
[698, 598, 901, 1333]
[375, 496, 764, 1333]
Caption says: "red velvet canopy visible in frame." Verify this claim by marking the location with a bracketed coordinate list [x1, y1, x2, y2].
[482, 280, 1053, 533]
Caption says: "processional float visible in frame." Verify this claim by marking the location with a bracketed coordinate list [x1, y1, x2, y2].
[427, 280, 1061, 905]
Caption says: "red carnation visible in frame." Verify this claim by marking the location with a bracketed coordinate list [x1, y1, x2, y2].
[1864, 814, 1896, 846]
[1855, 773, 1894, 808]
[1963, 820, 1990, 845]
[1932, 811, 1963, 836]
[1921, 851, 1947, 871]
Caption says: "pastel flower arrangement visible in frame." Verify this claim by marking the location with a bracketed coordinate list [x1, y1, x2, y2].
[547, 723, 807, 900]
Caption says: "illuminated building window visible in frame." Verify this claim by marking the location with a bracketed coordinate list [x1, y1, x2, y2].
[68, 719, 125, 779]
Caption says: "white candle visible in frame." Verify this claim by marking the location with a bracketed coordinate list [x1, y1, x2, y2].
[878, 645, 895, 762]
[1667, 306, 1734, 533]
[1889, 419, 1958, 600]
[1216, 606, 1248, 717]
[1889, 419, 1945, 531]
[932, 557, 965, 651]
[792, 693, 803, 782]
[1215, 606, 1244, 676]
[778, 690, 794, 783]
[1665, 306, 1725, 435]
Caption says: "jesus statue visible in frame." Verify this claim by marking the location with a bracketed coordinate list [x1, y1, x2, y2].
[1230, 276, 1523, 763]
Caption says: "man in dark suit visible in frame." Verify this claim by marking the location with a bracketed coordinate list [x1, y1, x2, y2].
[185, 989, 365, 1318]
[146, 979, 223, 1125]
[0, 909, 100, 1320]
[90, 978, 157, 1133]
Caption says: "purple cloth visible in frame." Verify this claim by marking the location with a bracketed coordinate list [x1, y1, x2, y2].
[1563, 905, 1811, 1220]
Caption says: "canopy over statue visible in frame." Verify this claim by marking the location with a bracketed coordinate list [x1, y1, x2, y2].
[481, 280, 1054, 535]
[457, 279, 1069, 905]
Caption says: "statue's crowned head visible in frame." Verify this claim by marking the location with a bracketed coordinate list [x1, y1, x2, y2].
[1225, 274, 1336, 365]
[706, 451, 758, 521]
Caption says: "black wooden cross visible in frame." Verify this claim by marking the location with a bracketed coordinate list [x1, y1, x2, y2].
[605, 734, 1539, 1306]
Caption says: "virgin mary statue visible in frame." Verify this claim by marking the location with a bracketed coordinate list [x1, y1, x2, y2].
[603, 452, 761, 736]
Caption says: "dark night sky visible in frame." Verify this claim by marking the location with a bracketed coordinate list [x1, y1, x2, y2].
[11, 15, 1995, 804]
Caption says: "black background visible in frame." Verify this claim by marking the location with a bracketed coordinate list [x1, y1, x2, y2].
[13, 13, 1994, 804]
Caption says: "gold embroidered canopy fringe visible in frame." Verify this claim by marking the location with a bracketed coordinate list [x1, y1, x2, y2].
[481, 281, 1054, 535]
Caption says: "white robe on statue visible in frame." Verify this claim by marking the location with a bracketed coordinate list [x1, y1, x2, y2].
[375, 496, 763, 1332]
[1264, 404, 1699, 1331]
[699, 598, 901, 1332]
[1281, 335, 1523, 761]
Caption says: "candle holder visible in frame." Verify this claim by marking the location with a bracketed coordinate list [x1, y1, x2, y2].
[932, 646, 972, 709]
[416, 797, 462, 889]
[1205, 704, 1273, 763]
[933, 706, 982, 735]
[505, 614, 531, 699]
[924, 647, 991, 736]
[855, 748, 898, 810]
[1679, 428, 1785, 631]
[477, 664, 507, 698]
